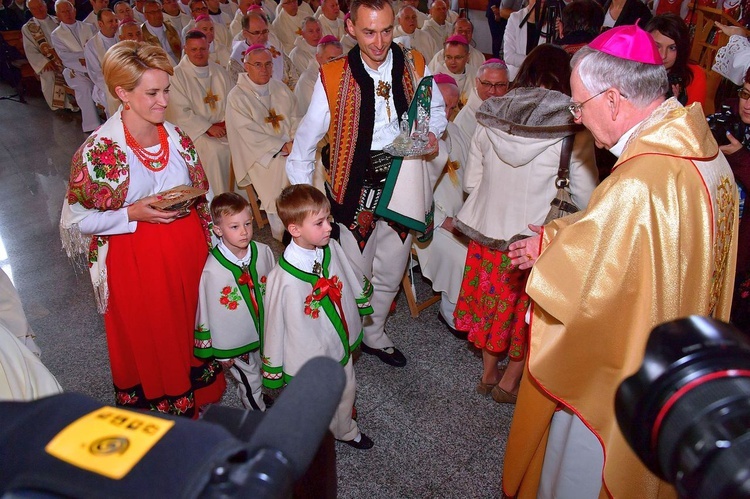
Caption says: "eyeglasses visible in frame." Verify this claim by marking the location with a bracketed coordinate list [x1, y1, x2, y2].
[244, 28, 269, 36]
[477, 79, 508, 91]
[738, 88, 750, 100]
[246, 61, 274, 69]
[568, 89, 607, 119]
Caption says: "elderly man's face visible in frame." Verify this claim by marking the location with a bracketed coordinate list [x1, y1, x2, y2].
[119, 22, 144, 40]
[315, 42, 342, 64]
[244, 49, 273, 85]
[185, 37, 210, 66]
[27, 0, 47, 19]
[444, 43, 468, 74]
[439, 83, 459, 120]
[190, 0, 209, 16]
[114, 2, 134, 20]
[570, 70, 614, 149]
[55, 2, 76, 24]
[476, 67, 509, 100]
[430, 0, 447, 24]
[280, 0, 298, 16]
[244, 15, 269, 45]
[162, 0, 181, 15]
[144, 2, 164, 26]
[196, 19, 215, 42]
[301, 20, 322, 46]
[453, 19, 473, 43]
[321, 0, 339, 20]
[398, 6, 417, 34]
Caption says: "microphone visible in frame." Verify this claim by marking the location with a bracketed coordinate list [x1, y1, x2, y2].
[200, 357, 346, 499]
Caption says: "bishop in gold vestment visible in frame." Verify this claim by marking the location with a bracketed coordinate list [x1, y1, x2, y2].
[503, 26, 739, 499]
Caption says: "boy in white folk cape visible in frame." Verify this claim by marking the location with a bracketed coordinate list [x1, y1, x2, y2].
[263, 185, 375, 450]
[195, 193, 275, 411]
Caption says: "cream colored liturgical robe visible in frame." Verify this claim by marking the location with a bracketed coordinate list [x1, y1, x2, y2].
[503, 99, 739, 499]
[271, 8, 304, 54]
[226, 74, 299, 215]
[167, 58, 234, 194]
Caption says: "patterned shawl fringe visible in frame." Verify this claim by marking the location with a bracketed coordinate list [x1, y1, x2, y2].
[59, 222, 109, 314]
[92, 271, 109, 315]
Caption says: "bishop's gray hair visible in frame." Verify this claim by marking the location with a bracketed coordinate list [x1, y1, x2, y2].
[571, 46, 668, 108]
[477, 61, 508, 79]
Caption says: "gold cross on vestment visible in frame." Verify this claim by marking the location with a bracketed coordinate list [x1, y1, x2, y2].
[204, 89, 220, 111]
[265, 108, 285, 132]
[269, 45, 281, 57]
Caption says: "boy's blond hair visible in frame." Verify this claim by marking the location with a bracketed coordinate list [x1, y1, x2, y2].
[210, 192, 251, 225]
[276, 184, 330, 228]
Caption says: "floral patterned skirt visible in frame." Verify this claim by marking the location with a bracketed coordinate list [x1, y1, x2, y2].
[105, 209, 225, 418]
[454, 241, 531, 360]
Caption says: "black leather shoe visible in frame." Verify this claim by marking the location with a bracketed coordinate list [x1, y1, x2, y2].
[437, 311, 467, 340]
[360, 344, 407, 367]
[339, 433, 374, 450]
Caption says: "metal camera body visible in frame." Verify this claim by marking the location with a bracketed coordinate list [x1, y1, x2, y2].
[707, 104, 745, 147]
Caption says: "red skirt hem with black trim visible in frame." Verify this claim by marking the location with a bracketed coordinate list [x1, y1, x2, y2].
[104, 210, 225, 418]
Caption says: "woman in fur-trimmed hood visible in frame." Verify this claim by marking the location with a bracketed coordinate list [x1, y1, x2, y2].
[453, 85, 599, 404]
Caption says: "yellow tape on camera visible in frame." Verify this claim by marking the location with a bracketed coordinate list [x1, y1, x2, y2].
[45, 406, 175, 479]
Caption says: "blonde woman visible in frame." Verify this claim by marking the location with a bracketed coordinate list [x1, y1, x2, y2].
[62, 41, 225, 417]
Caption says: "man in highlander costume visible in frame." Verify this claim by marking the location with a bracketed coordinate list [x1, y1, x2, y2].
[502, 24, 739, 498]
[287, 0, 446, 367]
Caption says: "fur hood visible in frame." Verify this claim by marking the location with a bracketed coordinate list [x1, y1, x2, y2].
[477, 87, 583, 139]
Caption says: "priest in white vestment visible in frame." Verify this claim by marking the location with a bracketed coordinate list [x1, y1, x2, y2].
[83, 8, 118, 116]
[428, 35, 476, 119]
[132, 0, 147, 23]
[288, 16, 320, 74]
[453, 59, 508, 146]
[229, 10, 296, 88]
[50, 0, 102, 133]
[82, 0, 107, 30]
[219, 0, 239, 19]
[229, 0, 254, 37]
[193, 15, 231, 66]
[0, 269, 63, 402]
[271, 0, 304, 54]
[428, 18, 485, 71]
[168, 31, 234, 195]
[21, 0, 75, 111]
[141, 0, 182, 65]
[162, 0, 192, 36]
[314, 0, 344, 39]
[294, 34, 341, 114]
[421, 0, 452, 48]
[393, 5, 437, 61]
[413, 75, 470, 332]
[226, 45, 299, 240]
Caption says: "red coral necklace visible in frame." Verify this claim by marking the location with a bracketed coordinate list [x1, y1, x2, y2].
[123, 121, 170, 172]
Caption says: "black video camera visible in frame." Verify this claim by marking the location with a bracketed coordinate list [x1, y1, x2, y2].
[707, 105, 745, 147]
[615, 316, 750, 499]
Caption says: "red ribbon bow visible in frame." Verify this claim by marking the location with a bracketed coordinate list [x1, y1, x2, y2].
[238, 272, 259, 317]
[312, 276, 349, 338]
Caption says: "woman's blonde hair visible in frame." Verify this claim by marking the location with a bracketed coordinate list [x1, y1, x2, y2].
[103, 41, 173, 101]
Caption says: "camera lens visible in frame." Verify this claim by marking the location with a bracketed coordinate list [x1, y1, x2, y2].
[616, 316, 750, 498]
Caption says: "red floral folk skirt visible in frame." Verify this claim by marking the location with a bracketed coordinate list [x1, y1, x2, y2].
[454, 241, 531, 360]
[104, 210, 225, 418]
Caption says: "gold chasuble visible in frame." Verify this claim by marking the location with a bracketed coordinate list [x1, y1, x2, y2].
[502, 99, 739, 498]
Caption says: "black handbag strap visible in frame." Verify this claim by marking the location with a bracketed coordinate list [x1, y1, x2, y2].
[556, 135, 574, 188]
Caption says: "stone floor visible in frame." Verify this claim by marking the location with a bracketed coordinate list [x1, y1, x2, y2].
[0, 82, 514, 498]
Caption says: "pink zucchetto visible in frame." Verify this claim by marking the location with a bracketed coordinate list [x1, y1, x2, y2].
[433, 73, 458, 87]
[318, 35, 339, 45]
[244, 43, 268, 55]
[483, 58, 504, 65]
[344, 12, 350, 22]
[194, 14, 210, 22]
[445, 34, 468, 46]
[587, 24, 662, 65]
[247, 5, 263, 12]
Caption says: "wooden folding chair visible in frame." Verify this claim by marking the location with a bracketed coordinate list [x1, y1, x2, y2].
[228, 160, 267, 229]
[401, 247, 441, 318]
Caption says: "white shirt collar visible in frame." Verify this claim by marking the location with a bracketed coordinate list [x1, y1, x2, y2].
[283, 239, 323, 273]
[217, 240, 251, 266]
[609, 121, 641, 158]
